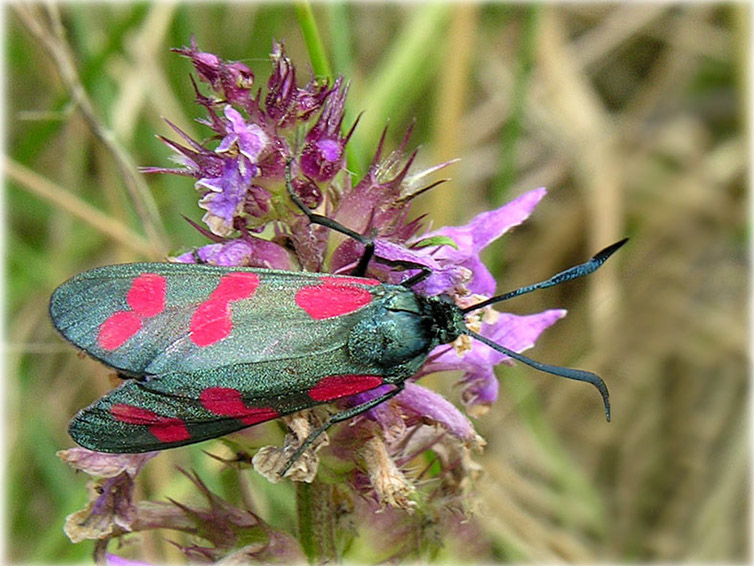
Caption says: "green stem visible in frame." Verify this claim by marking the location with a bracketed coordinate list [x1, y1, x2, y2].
[349, 4, 450, 172]
[296, 480, 336, 563]
[296, 2, 332, 79]
[328, 2, 352, 76]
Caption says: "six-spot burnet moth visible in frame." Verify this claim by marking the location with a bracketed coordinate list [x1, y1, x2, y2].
[50, 163, 627, 476]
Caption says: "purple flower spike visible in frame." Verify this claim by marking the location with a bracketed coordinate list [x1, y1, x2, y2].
[417, 187, 547, 296]
[132, 41, 590, 537]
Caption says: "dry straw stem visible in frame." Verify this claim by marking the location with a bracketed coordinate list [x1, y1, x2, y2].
[108, 4, 190, 143]
[534, 11, 622, 354]
[427, 3, 480, 226]
[14, 4, 168, 257]
[4, 157, 153, 257]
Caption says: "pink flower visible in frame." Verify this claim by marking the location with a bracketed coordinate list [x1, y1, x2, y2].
[133, 37, 621, 520]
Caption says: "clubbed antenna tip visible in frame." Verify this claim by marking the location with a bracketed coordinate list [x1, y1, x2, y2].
[462, 238, 629, 314]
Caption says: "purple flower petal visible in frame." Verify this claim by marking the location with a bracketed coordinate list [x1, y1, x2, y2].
[369, 239, 469, 294]
[58, 448, 155, 478]
[340, 383, 480, 446]
[106, 554, 152, 566]
[373, 239, 440, 270]
[218, 106, 268, 162]
[197, 158, 254, 236]
[394, 382, 479, 443]
[300, 138, 344, 182]
[413, 265, 470, 296]
[422, 309, 566, 408]
[316, 138, 341, 162]
[429, 309, 565, 369]
[482, 309, 567, 364]
[455, 255, 496, 297]
[458, 365, 499, 408]
[425, 187, 547, 263]
[403, 188, 547, 295]
[173, 238, 292, 269]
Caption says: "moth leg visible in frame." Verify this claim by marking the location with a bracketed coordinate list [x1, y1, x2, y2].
[190, 248, 206, 264]
[285, 160, 375, 276]
[284, 160, 433, 285]
[378, 259, 431, 287]
[279, 382, 406, 477]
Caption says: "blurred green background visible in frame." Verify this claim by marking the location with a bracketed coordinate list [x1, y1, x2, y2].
[6, 3, 748, 562]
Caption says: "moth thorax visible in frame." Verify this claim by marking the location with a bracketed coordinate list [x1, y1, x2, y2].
[426, 295, 467, 345]
[348, 311, 434, 368]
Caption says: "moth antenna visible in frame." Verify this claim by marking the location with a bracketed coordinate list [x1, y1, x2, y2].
[461, 238, 628, 314]
[467, 329, 611, 421]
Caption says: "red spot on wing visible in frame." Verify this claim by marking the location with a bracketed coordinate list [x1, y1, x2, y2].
[127, 273, 167, 317]
[190, 273, 260, 347]
[98, 273, 167, 351]
[111, 403, 160, 425]
[210, 272, 260, 302]
[309, 374, 384, 402]
[98, 311, 142, 350]
[110, 404, 190, 443]
[200, 387, 279, 425]
[149, 422, 191, 443]
[296, 279, 374, 320]
[190, 300, 231, 347]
